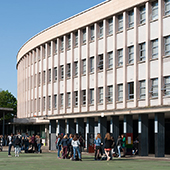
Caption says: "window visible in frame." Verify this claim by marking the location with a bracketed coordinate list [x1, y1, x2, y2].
[128, 82, 134, 100]
[44, 45, 46, 58]
[54, 95, 57, 109]
[118, 14, 123, 31]
[108, 51, 113, 69]
[98, 54, 103, 70]
[82, 59, 86, 75]
[90, 89, 94, 104]
[140, 6, 146, 24]
[152, 39, 158, 59]
[54, 67, 57, 81]
[90, 57, 94, 73]
[55, 40, 57, 53]
[108, 18, 113, 35]
[60, 94, 64, 107]
[165, 0, 170, 15]
[83, 28, 86, 43]
[75, 31, 78, 46]
[82, 90, 86, 105]
[67, 63, 71, 78]
[68, 34, 71, 49]
[74, 61, 78, 76]
[99, 87, 103, 104]
[38, 47, 40, 60]
[91, 25, 95, 41]
[139, 43, 146, 61]
[75, 91, 78, 106]
[48, 96, 51, 110]
[128, 46, 134, 64]
[38, 72, 41, 85]
[107, 86, 113, 103]
[165, 36, 170, 56]
[99, 22, 103, 38]
[48, 43, 51, 56]
[67, 93, 71, 107]
[128, 10, 134, 28]
[38, 97, 40, 111]
[118, 49, 123, 66]
[61, 65, 64, 79]
[48, 69, 51, 82]
[60, 37, 64, 51]
[152, 1, 158, 20]
[118, 84, 123, 101]
[162, 76, 170, 96]
[34, 74, 37, 87]
[140, 80, 146, 99]
[43, 97, 45, 111]
[150, 78, 158, 97]
[43, 71, 46, 84]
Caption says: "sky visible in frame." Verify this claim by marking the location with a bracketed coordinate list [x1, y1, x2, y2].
[0, 0, 105, 98]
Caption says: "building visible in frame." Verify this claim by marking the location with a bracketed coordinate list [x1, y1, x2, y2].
[16, 0, 170, 156]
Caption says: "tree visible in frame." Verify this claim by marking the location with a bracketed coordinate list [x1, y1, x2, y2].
[0, 90, 17, 120]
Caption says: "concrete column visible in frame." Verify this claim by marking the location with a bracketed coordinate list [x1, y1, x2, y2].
[49, 120, 56, 150]
[45, 124, 49, 147]
[67, 119, 75, 135]
[110, 116, 119, 142]
[138, 114, 148, 156]
[3, 112, 5, 136]
[13, 124, 15, 134]
[76, 118, 84, 137]
[155, 113, 165, 157]
[98, 117, 107, 141]
[58, 119, 65, 134]
[124, 115, 133, 134]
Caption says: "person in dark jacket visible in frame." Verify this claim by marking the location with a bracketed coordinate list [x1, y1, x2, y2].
[104, 133, 113, 161]
[14, 135, 21, 157]
[116, 135, 122, 158]
[61, 135, 69, 159]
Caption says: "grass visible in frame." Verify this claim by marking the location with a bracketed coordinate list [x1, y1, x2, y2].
[0, 152, 170, 170]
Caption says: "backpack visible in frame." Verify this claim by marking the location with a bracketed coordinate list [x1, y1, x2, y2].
[15, 137, 20, 145]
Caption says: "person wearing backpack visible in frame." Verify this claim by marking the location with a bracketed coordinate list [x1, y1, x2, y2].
[14, 135, 21, 157]
[57, 135, 62, 159]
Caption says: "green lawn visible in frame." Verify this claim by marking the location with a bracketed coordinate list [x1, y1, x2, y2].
[0, 152, 170, 170]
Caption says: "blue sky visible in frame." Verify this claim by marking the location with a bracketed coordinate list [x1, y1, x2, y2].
[0, 0, 105, 97]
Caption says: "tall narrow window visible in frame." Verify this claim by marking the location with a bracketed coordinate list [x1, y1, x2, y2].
[152, 39, 158, 59]
[60, 37, 64, 51]
[74, 61, 78, 76]
[68, 34, 71, 49]
[67, 93, 71, 107]
[98, 54, 103, 70]
[128, 46, 134, 64]
[140, 6, 146, 24]
[82, 90, 86, 105]
[39, 72, 41, 85]
[90, 57, 94, 73]
[38, 97, 40, 111]
[44, 45, 46, 58]
[61, 65, 64, 79]
[118, 14, 123, 31]
[165, 36, 170, 56]
[48, 69, 51, 82]
[91, 25, 95, 41]
[43, 97, 45, 111]
[82, 59, 86, 75]
[108, 51, 113, 69]
[165, 0, 170, 15]
[55, 40, 57, 53]
[67, 63, 71, 78]
[128, 10, 134, 28]
[99, 87, 103, 104]
[60, 94, 64, 108]
[43, 71, 46, 84]
[118, 84, 123, 101]
[118, 49, 123, 66]
[48, 96, 51, 110]
[54, 95, 57, 109]
[140, 80, 146, 99]
[163, 76, 170, 96]
[152, 1, 158, 20]
[90, 89, 94, 104]
[128, 82, 134, 100]
[75, 31, 78, 46]
[54, 67, 57, 81]
[99, 22, 103, 38]
[75, 91, 78, 106]
[48, 43, 51, 56]
[107, 86, 113, 103]
[108, 18, 113, 35]
[83, 28, 86, 43]
[139, 43, 146, 61]
[151, 78, 158, 97]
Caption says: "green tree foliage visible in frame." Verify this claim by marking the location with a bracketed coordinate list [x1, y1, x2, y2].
[0, 90, 17, 120]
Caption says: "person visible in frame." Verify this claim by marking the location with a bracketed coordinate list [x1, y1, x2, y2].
[31, 134, 35, 152]
[121, 134, 126, 157]
[57, 134, 62, 159]
[61, 135, 68, 159]
[0, 135, 3, 151]
[7, 133, 14, 157]
[67, 134, 73, 159]
[116, 135, 122, 158]
[111, 136, 115, 157]
[71, 134, 82, 161]
[133, 137, 139, 155]
[104, 133, 113, 161]
[94, 133, 102, 160]
[24, 133, 29, 153]
[36, 135, 42, 153]
[14, 135, 21, 157]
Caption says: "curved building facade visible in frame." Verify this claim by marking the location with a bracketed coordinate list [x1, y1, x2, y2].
[17, 0, 170, 156]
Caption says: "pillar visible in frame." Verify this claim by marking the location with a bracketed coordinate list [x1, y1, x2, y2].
[66, 119, 75, 135]
[49, 120, 56, 151]
[124, 115, 133, 134]
[76, 118, 84, 137]
[138, 114, 148, 156]
[98, 117, 107, 141]
[110, 116, 119, 142]
[155, 113, 165, 157]
[13, 124, 15, 134]
[58, 119, 65, 134]
[3, 112, 5, 136]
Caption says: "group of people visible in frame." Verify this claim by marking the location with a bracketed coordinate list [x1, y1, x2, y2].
[55, 133, 84, 161]
[6, 132, 42, 157]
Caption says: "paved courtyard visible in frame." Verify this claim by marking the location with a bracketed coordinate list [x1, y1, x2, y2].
[0, 151, 170, 170]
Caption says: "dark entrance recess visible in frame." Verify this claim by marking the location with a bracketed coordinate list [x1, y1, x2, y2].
[165, 119, 170, 154]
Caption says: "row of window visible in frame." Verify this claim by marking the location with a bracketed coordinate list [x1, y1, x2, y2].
[29, 76, 170, 112]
